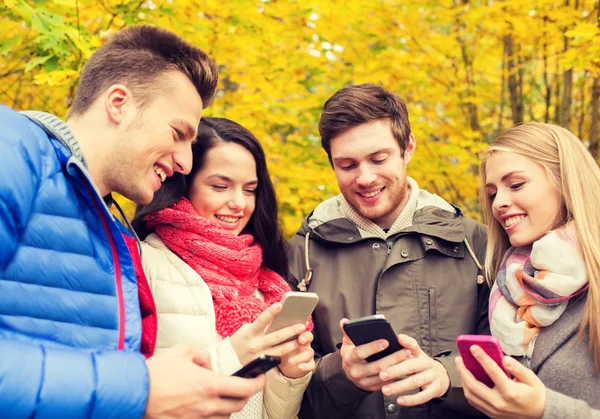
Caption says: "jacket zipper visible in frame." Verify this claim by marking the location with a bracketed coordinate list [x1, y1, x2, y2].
[386, 241, 393, 255]
[84, 183, 125, 350]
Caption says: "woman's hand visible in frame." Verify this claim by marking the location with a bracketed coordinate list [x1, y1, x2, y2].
[455, 345, 547, 419]
[278, 331, 315, 379]
[229, 302, 307, 366]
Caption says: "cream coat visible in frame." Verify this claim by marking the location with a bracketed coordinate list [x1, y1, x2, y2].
[141, 233, 310, 419]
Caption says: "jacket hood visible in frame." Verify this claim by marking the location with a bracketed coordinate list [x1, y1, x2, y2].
[20, 110, 88, 168]
[296, 189, 467, 244]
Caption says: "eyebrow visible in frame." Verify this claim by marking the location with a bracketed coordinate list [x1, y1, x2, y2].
[333, 148, 394, 162]
[485, 170, 525, 188]
[207, 174, 259, 185]
[172, 119, 197, 142]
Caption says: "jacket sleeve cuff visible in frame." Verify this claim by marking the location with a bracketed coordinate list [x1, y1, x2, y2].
[263, 368, 312, 418]
[206, 337, 243, 375]
[316, 351, 371, 405]
[542, 388, 600, 419]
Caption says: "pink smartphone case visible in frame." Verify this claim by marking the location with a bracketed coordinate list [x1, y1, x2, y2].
[456, 335, 511, 387]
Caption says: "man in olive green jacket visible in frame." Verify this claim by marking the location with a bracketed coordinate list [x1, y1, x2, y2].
[287, 84, 489, 419]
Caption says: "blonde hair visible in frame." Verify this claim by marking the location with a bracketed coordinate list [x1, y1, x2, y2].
[479, 122, 600, 371]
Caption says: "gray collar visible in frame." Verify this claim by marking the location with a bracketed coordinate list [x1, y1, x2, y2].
[20, 110, 88, 168]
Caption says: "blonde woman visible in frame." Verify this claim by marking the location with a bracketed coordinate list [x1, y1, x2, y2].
[456, 122, 600, 418]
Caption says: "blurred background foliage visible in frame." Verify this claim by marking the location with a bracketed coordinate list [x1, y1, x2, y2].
[1, 0, 599, 237]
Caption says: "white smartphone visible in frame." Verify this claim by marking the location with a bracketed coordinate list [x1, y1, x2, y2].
[265, 292, 319, 337]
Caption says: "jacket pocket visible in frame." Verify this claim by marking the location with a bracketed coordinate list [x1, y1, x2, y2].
[428, 287, 439, 355]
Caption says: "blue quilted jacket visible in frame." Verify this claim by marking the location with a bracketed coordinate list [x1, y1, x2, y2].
[0, 106, 149, 418]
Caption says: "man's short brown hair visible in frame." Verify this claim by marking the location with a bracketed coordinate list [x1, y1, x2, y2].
[318, 83, 412, 164]
[68, 25, 218, 118]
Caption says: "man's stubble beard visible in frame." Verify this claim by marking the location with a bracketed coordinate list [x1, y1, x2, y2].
[349, 175, 409, 227]
[102, 137, 151, 205]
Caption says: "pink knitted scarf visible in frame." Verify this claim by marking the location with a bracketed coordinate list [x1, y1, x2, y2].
[144, 198, 292, 338]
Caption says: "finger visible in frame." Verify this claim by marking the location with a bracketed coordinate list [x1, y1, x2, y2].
[265, 335, 303, 357]
[394, 377, 439, 407]
[288, 345, 314, 365]
[297, 359, 316, 373]
[349, 339, 390, 363]
[252, 303, 283, 332]
[502, 356, 537, 386]
[376, 349, 415, 380]
[380, 357, 428, 381]
[262, 323, 306, 348]
[339, 318, 354, 345]
[353, 373, 394, 390]
[470, 345, 512, 390]
[455, 361, 494, 415]
[454, 355, 497, 402]
[219, 374, 266, 398]
[297, 331, 314, 346]
[183, 345, 212, 369]
[382, 368, 433, 396]
[397, 334, 423, 357]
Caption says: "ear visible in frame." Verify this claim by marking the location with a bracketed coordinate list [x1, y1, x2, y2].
[404, 133, 416, 164]
[104, 84, 134, 125]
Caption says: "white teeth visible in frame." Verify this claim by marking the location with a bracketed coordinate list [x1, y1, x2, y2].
[505, 215, 526, 227]
[360, 189, 382, 198]
[216, 215, 240, 224]
[154, 165, 166, 182]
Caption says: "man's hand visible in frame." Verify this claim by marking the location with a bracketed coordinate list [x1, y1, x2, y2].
[339, 319, 413, 392]
[379, 334, 450, 406]
[144, 344, 266, 419]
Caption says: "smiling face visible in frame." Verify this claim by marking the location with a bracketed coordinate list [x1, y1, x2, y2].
[485, 151, 564, 247]
[330, 119, 416, 229]
[188, 142, 258, 236]
[107, 71, 203, 204]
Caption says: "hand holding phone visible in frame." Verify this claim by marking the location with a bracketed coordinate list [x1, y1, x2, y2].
[456, 334, 511, 387]
[342, 314, 403, 362]
[264, 292, 319, 339]
[232, 354, 281, 378]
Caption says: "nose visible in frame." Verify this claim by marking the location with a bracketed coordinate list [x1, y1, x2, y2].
[356, 165, 377, 187]
[173, 143, 193, 175]
[227, 189, 246, 211]
[491, 189, 510, 212]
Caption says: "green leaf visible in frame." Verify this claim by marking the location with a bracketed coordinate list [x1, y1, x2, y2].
[24, 54, 53, 72]
[0, 35, 20, 55]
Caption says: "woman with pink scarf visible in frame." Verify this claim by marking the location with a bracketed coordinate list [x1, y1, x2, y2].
[133, 117, 315, 418]
[456, 123, 600, 418]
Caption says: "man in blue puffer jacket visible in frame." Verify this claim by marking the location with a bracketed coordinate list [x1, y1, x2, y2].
[0, 25, 265, 418]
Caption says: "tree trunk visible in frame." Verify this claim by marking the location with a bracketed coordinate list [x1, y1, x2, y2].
[543, 16, 551, 123]
[577, 74, 586, 140]
[498, 46, 506, 136]
[560, 0, 574, 129]
[504, 33, 523, 124]
[590, 77, 600, 160]
[560, 36, 573, 129]
[554, 57, 561, 124]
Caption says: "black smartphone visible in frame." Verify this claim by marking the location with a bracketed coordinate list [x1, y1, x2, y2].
[342, 314, 404, 362]
[232, 354, 281, 378]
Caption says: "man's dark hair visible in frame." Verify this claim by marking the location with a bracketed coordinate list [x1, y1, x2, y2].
[132, 117, 290, 280]
[318, 83, 412, 164]
[69, 25, 218, 117]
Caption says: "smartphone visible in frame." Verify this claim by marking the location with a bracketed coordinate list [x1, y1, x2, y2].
[232, 354, 281, 378]
[456, 334, 511, 387]
[264, 292, 319, 339]
[342, 314, 404, 362]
